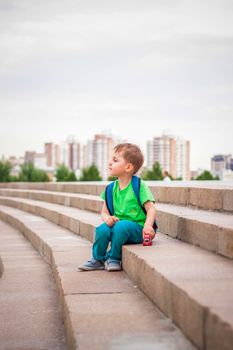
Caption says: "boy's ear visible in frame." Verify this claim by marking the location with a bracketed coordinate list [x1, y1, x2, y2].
[125, 163, 134, 173]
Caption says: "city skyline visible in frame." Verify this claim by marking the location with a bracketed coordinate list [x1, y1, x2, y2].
[1, 131, 231, 172]
[1, 0, 233, 170]
[6, 132, 192, 180]
[4, 132, 233, 181]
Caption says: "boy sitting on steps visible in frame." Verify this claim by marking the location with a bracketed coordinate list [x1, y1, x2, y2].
[78, 143, 156, 272]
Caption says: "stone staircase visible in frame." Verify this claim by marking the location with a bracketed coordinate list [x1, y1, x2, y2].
[0, 181, 232, 350]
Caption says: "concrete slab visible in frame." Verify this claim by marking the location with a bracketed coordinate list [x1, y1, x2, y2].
[64, 291, 195, 350]
[223, 189, 233, 212]
[156, 203, 233, 258]
[53, 248, 137, 295]
[189, 188, 223, 211]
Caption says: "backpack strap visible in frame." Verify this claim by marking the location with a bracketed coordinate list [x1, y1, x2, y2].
[105, 181, 115, 216]
[131, 175, 147, 215]
[131, 175, 158, 232]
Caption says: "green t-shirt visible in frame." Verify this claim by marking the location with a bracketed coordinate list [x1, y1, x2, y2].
[100, 179, 155, 227]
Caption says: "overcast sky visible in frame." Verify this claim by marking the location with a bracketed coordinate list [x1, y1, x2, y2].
[0, 0, 233, 170]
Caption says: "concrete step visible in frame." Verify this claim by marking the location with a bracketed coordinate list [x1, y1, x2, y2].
[0, 193, 232, 259]
[156, 203, 233, 259]
[0, 206, 196, 350]
[0, 220, 67, 350]
[0, 201, 233, 349]
[0, 181, 232, 212]
[0, 188, 102, 213]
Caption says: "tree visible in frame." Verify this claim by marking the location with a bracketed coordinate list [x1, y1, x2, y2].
[0, 160, 12, 182]
[66, 171, 77, 181]
[141, 162, 163, 180]
[18, 162, 49, 182]
[195, 170, 219, 180]
[55, 164, 77, 182]
[79, 164, 102, 181]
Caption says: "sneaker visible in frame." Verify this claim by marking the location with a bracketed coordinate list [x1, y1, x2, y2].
[106, 259, 122, 272]
[78, 258, 105, 271]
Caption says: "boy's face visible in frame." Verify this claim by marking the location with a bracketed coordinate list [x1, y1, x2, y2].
[108, 151, 133, 177]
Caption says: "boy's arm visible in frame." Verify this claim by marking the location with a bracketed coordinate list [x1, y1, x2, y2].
[143, 201, 156, 239]
[101, 201, 119, 227]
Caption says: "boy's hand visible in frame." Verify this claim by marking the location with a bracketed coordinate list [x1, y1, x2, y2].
[143, 225, 155, 239]
[104, 215, 119, 227]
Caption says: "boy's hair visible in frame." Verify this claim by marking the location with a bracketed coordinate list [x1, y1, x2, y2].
[113, 143, 144, 174]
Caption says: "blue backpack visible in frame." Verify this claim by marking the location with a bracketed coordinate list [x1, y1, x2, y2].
[105, 175, 158, 232]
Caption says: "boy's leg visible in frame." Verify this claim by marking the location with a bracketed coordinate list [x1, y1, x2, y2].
[78, 223, 112, 271]
[92, 223, 112, 261]
[106, 220, 143, 261]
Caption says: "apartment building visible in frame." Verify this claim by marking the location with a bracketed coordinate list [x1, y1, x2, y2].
[66, 142, 81, 171]
[147, 134, 190, 180]
[45, 139, 81, 172]
[83, 134, 115, 180]
[44, 143, 61, 169]
[211, 154, 233, 180]
[211, 154, 232, 172]
[24, 151, 47, 170]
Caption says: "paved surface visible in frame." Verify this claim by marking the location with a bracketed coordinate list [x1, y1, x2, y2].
[0, 220, 67, 350]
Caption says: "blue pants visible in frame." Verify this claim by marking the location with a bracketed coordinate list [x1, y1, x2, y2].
[92, 220, 143, 262]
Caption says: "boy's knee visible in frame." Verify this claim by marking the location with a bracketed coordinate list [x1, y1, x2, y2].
[112, 220, 132, 236]
[95, 223, 111, 239]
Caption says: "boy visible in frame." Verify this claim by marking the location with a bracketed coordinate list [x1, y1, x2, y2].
[78, 143, 156, 272]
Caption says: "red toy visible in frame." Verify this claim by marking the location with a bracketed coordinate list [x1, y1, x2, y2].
[143, 233, 152, 246]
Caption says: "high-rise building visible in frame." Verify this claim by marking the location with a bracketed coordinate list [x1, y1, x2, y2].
[54, 144, 61, 167]
[147, 134, 190, 180]
[59, 137, 81, 171]
[44, 143, 61, 169]
[84, 134, 115, 180]
[211, 154, 232, 172]
[211, 154, 233, 180]
[46, 138, 81, 171]
[67, 142, 81, 171]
